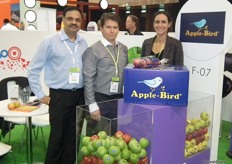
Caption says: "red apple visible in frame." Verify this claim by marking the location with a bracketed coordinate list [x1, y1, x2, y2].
[192, 131, 198, 138]
[186, 133, 193, 141]
[197, 129, 203, 136]
[199, 135, 205, 142]
[133, 58, 141, 68]
[140, 59, 147, 68]
[90, 155, 98, 163]
[195, 137, 201, 145]
[145, 58, 153, 68]
[90, 135, 99, 141]
[122, 133, 131, 144]
[97, 158, 103, 164]
[139, 156, 148, 164]
[202, 128, 208, 134]
[83, 156, 91, 164]
[115, 130, 124, 139]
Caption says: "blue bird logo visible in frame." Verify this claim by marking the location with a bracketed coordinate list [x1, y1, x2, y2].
[190, 19, 207, 30]
[137, 77, 163, 92]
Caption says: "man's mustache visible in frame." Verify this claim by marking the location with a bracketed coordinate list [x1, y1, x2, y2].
[69, 24, 78, 28]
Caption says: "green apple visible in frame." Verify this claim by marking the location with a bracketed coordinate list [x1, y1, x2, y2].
[121, 149, 130, 160]
[138, 148, 147, 158]
[187, 147, 193, 156]
[128, 139, 138, 148]
[104, 137, 116, 149]
[139, 138, 149, 149]
[191, 118, 199, 124]
[205, 119, 211, 127]
[103, 154, 115, 164]
[193, 122, 201, 131]
[129, 142, 141, 154]
[87, 141, 95, 152]
[185, 140, 191, 149]
[80, 146, 90, 156]
[192, 145, 198, 154]
[130, 138, 138, 142]
[114, 153, 122, 161]
[118, 159, 128, 164]
[91, 151, 98, 156]
[97, 146, 108, 158]
[81, 136, 91, 146]
[186, 124, 195, 134]
[197, 143, 203, 152]
[115, 139, 126, 150]
[201, 141, 208, 149]
[92, 139, 103, 150]
[98, 131, 108, 139]
[198, 119, 206, 128]
[205, 132, 210, 141]
[129, 153, 139, 164]
[200, 112, 209, 121]
[108, 145, 120, 157]
[184, 149, 189, 158]
[190, 139, 196, 147]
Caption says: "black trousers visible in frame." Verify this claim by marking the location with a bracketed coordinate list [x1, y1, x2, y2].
[45, 88, 84, 164]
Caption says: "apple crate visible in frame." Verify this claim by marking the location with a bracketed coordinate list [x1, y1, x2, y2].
[184, 91, 214, 164]
[76, 99, 153, 164]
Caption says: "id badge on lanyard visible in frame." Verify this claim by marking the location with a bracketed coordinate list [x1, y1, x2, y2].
[69, 68, 80, 84]
[64, 39, 80, 84]
[110, 76, 120, 93]
[103, 43, 121, 94]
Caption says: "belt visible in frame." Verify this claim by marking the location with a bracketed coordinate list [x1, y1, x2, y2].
[50, 88, 82, 92]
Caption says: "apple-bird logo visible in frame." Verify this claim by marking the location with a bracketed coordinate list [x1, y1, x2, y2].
[190, 19, 207, 31]
[137, 77, 163, 92]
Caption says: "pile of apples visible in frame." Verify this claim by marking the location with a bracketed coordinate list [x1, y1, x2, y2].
[7, 101, 21, 110]
[185, 111, 211, 158]
[80, 130, 149, 164]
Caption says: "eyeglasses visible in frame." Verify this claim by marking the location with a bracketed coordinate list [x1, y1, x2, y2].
[65, 17, 81, 23]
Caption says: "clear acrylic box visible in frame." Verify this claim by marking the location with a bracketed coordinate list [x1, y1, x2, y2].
[76, 99, 153, 164]
[184, 91, 214, 163]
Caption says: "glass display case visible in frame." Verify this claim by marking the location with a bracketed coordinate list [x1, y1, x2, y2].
[76, 91, 214, 164]
[184, 91, 214, 164]
[76, 99, 153, 164]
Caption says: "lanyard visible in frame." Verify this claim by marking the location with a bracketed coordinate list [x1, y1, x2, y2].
[104, 44, 120, 76]
[64, 41, 78, 66]
[154, 41, 165, 59]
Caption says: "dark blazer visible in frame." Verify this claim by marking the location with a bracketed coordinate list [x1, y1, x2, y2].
[141, 35, 184, 65]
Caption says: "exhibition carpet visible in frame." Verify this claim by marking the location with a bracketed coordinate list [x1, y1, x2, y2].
[0, 121, 232, 164]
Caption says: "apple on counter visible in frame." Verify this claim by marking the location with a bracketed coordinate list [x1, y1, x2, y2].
[7, 101, 21, 110]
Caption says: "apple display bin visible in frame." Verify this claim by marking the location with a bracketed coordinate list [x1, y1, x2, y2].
[119, 91, 214, 164]
[76, 91, 214, 164]
[76, 99, 153, 163]
[184, 91, 214, 164]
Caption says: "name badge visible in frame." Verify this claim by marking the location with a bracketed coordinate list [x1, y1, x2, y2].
[69, 68, 80, 84]
[110, 77, 120, 93]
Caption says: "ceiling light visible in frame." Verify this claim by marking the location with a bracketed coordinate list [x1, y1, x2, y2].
[57, 0, 67, 6]
[99, 0, 109, 10]
[25, 10, 36, 23]
[24, 0, 36, 8]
